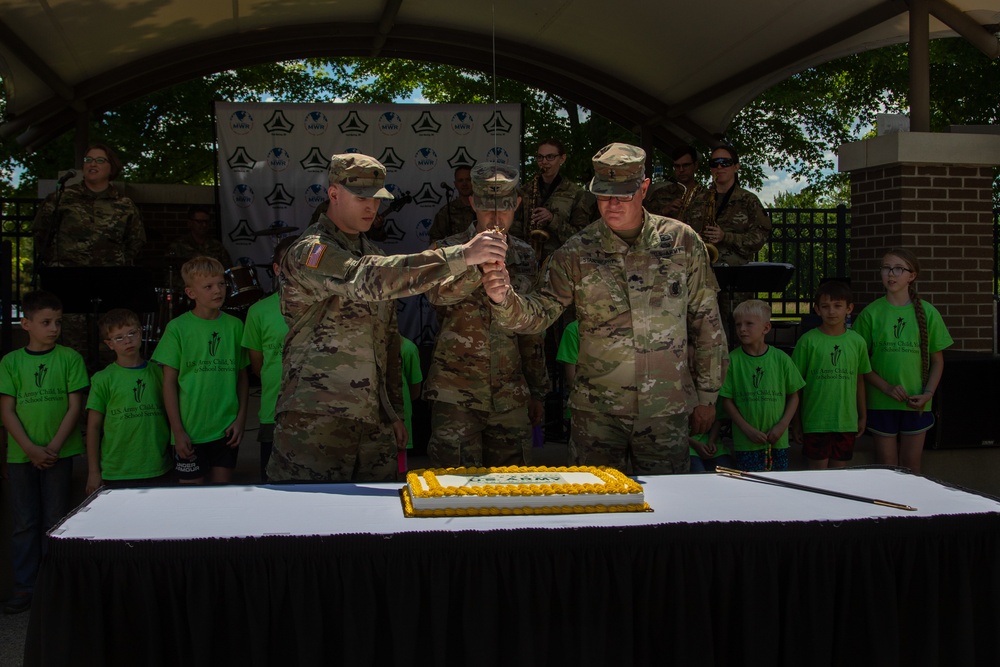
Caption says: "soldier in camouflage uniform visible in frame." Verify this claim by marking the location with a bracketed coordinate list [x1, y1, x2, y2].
[684, 144, 772, 332]
[510, 139, 583, 261]
[643, 145, 706, 222]
[427, 166, 477, 242]
[424, 163, 550, 468]
[268, 154, 508, 483]
[483, 143, 726, 475]
[167, 205, 234, 288]
[33, 143, 146, 370]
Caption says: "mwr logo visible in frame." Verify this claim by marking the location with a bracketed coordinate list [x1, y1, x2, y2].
[412, 182, 443, 207]
[416, 218, 433, 245]
[266, 147, 291, 172]
[378, 111, 403, 135]
[414, 147, 438, 171]
[343, 147, 361, 154]
[379, 147, 405, 171]
[304, 111, 329, 136]
[451, 111, 474, 135]
[229, 110, 253, 135]
[483, 110, 512, 135]
[447, 147, 476, 169]
[411, 111, 442, 135]
[264, 110, 295, 135]
[227, 147, 256, 171]
[228, 219, 256, 244]
[265, 184, 295, 208]
[486, 146, 511, 164]
[300, 147, 331, 172]
[232, 184, 255, 208]
[338, 111, 369, 136]
[305, 183, 328, 208]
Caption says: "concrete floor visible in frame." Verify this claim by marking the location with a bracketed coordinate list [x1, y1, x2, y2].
[2, 388, 998, 666]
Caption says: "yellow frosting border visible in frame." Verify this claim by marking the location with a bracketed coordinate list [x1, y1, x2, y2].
[401, 466, 651, 518]
[406, 465, 643, 500]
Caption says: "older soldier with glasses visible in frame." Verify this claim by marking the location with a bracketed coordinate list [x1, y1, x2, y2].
[482, 143, 725, 475]
[269, 153, 508, 483]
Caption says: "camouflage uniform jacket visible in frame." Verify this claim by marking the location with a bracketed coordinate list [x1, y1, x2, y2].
[33, 183, 145, 267]
[428, 198, 477, 242]
[511, 175, 582, 255]
[167, 236, 234, 269]
[424, 230, 549, 412]
[643, 181, 706, 222]
[277, 213, 469, 425]
[684, 185, 771, 265]
[492, 211, 725, 418]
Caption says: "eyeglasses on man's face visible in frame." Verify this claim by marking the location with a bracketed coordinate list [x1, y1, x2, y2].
[880, 265, 913, 277]
[708, 157, 736, 169]
[534, 153, 562, 162]
[109, 329, 140, 344]
[595, 192, 637, 203]
[83, 156, 110, 164]
[673, 161, 695, 170]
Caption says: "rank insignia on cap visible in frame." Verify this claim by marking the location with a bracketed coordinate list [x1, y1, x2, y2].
[305, 243, 327, 268]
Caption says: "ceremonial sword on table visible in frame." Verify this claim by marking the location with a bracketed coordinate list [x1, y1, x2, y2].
[715, 467, 917, 511]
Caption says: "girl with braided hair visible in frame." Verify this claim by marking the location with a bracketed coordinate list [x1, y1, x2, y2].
[853, 249, 953, 473]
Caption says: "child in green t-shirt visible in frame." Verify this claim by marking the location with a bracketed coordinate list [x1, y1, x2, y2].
[85, 309, 171, 494]
[791, 281, 872, 470]
[242, 238, 294, 482]
[720, 300, 805, 472]
[0, 291, 89, 614]
[152, 256, 249, 484]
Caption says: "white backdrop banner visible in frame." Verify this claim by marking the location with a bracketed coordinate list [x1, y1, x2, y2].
[214, 102, 521, 345]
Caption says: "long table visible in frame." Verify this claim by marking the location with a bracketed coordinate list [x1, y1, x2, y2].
[26, 469, 1000, 666]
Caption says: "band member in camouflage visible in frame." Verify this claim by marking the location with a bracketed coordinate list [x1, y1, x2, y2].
[424, 163, 549, 467]
[483, 143, 726, 475]
[643, 145, 706, 222]
[510, 139, 583, 260]
[268, 153, 508, 483]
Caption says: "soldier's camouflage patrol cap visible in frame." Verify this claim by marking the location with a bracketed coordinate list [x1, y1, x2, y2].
[328, 153, 394, 200]
[587, 143, 647, 196]
[471, 162, 520, 211]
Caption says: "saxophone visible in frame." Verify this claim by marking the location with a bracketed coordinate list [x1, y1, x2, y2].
[526, 175, 550, 261]
[700, 186, 720, 264]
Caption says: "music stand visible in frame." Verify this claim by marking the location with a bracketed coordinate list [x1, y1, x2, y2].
[37, 267, 158, 368]
[712, 262, 795, 343]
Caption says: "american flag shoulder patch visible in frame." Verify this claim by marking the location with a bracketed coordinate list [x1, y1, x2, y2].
[305, 243, 327, 268]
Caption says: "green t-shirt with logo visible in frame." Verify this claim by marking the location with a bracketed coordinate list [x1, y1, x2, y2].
[853, 297, 953, 412]
[791, 328, 872, 433]
[86, 361, 170, 480]
[152, 311, 248, 444]
[400, 336, 423, 449]
[0, 345, 89, 463]
[720, 345, 805, 452]
[241, 293, 288, 425]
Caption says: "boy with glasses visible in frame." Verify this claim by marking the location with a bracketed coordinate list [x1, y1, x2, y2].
[85, 308, 172, 493]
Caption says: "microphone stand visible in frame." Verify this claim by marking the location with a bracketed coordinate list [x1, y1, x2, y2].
[34, 170, 75, 289]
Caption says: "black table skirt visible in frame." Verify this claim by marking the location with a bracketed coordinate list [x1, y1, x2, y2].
[26, 514, 1000, 667]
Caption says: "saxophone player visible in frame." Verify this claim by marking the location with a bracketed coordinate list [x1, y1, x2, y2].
[644, 145, 705, 221]
[510, 138, 581, 262]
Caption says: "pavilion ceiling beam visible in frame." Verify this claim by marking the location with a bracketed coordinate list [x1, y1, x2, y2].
[666, 0, 910, 119]
[371, 0, 405, 57]
[0, 17, 75, 103]
[928, 0, 1000, 58]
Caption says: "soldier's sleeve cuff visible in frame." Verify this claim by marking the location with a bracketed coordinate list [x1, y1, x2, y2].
[441, 244, 468, 275]
[697, 389, 719, 406]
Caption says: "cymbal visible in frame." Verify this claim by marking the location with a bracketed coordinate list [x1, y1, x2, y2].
[253, 226, 299, 237]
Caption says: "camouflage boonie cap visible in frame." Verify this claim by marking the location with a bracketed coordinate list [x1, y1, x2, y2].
[587, 143, 646, 196]
[328, 153, 394, 200]
[471, 162, 520, 211]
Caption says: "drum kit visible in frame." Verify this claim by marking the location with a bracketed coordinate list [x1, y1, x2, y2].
[141, 225, 297, 355]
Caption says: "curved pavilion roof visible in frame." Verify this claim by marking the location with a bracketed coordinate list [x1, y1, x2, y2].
[0, 0, 997, 152]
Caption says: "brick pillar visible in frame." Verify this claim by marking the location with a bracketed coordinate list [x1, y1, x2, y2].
[839, 133, 1000, 352]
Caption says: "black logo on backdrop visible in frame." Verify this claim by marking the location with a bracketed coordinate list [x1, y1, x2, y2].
[227, 147, 256, 171]
[300, 148, 331, 172]
[411, 111, 442, 135]
[264, 110, 295, 135]
[338, 111, 369, 136]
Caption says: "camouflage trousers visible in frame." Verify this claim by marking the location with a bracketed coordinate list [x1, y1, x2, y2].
[268, 411, 398, 483]
[427, 401, 531, 468]
[569, 410, 690, 475]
